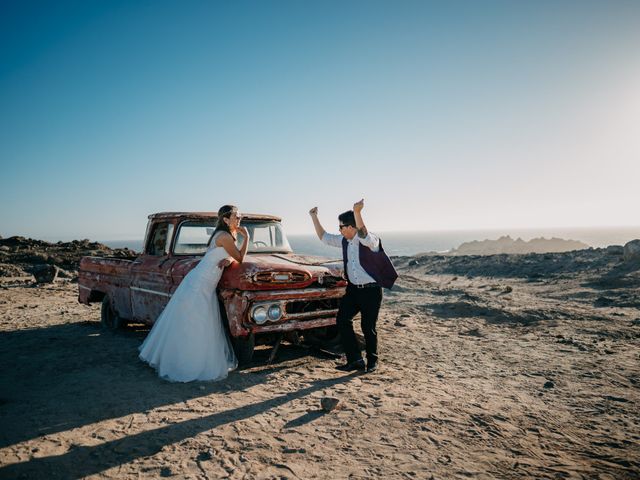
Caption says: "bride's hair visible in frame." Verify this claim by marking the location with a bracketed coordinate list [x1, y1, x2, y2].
[208, 205, 237, 246]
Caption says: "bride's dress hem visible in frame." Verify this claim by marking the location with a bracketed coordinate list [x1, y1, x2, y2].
[139, 353, 235, 383]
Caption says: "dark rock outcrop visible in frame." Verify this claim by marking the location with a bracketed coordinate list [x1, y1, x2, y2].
[28, 264, 60, 284]
[606, 245, 624, 255]
[623, 240, 640, 262]
[0, 236, 136, 280]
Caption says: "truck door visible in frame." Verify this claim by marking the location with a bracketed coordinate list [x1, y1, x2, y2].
[130, 222, 178, 324]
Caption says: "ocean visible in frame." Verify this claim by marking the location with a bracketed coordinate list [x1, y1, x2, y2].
[101, 226, 640, 258]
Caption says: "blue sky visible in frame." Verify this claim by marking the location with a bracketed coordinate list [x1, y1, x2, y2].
[1, 0, 639, 240]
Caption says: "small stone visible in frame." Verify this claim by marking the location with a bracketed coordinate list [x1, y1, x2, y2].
[29, 264, 59, 284]
[320, 396, 340, 412]
[543, 381, 555, 389]
[196, 450, 212, 461]
[283, 447, 307, 454]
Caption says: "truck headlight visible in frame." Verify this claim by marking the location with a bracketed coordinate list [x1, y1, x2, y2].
[268, 304, 282, 321]
[252, 306, 268, 324]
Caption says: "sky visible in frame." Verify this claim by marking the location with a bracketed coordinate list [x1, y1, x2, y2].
[1, 0, 639, 240]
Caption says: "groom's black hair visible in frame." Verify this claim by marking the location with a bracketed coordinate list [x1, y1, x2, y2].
[207, 204, 237, 246]
[338, 210, 356, 228]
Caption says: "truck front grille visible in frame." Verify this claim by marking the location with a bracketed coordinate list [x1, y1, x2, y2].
[285, 298, 340, 317]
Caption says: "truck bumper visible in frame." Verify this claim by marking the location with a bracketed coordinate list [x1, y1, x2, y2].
[220, 287, 346, 337]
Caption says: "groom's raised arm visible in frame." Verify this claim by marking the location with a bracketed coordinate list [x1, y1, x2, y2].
[309, 207, 326, 241]
[309, 207, 342, 247]
[353, 199, 379, 252]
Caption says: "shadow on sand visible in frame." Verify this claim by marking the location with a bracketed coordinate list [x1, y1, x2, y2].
[421, 300, 561, 326]
[0, 374, 353, 479]
[0, 320, 344, 456]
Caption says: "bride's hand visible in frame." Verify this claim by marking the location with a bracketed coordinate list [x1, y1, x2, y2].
[236, 226, 248, 238]
[218, 258, 233, 269]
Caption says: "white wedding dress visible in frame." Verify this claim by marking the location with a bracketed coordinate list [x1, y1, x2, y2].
[139, 234, 238, 382]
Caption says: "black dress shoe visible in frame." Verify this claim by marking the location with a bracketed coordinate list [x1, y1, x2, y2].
[335, 359, 366, 372]
[366, 361, 378, 373]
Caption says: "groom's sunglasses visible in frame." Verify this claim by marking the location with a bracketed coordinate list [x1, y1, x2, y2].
[339, 224, 350, 230]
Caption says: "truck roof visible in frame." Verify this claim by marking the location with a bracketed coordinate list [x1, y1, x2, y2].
[148, 212, 282, 222]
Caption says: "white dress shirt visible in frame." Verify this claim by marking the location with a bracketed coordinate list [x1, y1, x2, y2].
[322, 231, 380, 285]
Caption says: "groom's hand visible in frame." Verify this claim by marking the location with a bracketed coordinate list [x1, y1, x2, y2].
[353, 199, 364, 213]
[309, 207, 318, 216]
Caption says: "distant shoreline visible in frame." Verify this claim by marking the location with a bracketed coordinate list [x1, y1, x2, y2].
[96, 226, 640, 258]
[6, 226, 638, 258]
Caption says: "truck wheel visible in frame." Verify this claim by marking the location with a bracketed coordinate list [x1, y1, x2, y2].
[231, 333, 255, 365]
[304, 327, 365, 352]
[304, 325, 341, 348]
[101, 296, 123, 330]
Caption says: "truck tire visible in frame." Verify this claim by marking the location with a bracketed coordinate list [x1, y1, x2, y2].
[303, 326, 366, 352]
[231, 333, 255, 365]
[303, 325, 341, 349]
[101, 296, 124, 330]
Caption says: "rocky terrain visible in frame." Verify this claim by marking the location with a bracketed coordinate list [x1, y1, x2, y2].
[0, 236, 135, 283]
[0, 238, 639, 479]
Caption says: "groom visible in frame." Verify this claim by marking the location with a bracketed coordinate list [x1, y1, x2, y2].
[309, 199, 398, 373]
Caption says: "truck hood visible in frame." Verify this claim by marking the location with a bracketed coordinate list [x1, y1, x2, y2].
[171, 252, 345, 290]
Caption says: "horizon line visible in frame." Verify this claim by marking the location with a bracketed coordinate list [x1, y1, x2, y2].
[3, 224, 637, 243]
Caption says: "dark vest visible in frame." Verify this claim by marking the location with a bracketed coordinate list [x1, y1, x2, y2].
[341, 237, 398, 289]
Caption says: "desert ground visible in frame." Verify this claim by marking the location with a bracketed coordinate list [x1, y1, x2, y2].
[1, 241, 639, 479]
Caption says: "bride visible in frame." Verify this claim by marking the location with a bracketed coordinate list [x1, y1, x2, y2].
[139, 205, 248, 382]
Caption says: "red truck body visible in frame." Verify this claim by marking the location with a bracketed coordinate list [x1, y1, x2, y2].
[78, 212, 346, 361]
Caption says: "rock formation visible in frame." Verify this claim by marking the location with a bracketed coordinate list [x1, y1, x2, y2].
[447, 235, 588, 256]
[623, 239, 640, 262]
[0, 236, 136, 282]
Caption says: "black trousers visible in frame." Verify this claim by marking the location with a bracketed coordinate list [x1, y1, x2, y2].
[336, 284, 383, 364]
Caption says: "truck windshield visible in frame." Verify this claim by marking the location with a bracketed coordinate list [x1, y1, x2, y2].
[173, 221, 292, 255]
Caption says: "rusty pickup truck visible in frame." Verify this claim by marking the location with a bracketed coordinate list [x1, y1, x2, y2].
[78, 212, 346, 363]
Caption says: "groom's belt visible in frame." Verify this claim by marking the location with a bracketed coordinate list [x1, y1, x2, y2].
[348, 282, 379, 289]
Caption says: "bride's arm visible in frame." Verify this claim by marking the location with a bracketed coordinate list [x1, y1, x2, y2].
[217, 229, 249, 263]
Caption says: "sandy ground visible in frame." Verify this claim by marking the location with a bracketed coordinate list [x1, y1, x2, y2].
[1, 258, 639, 479]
